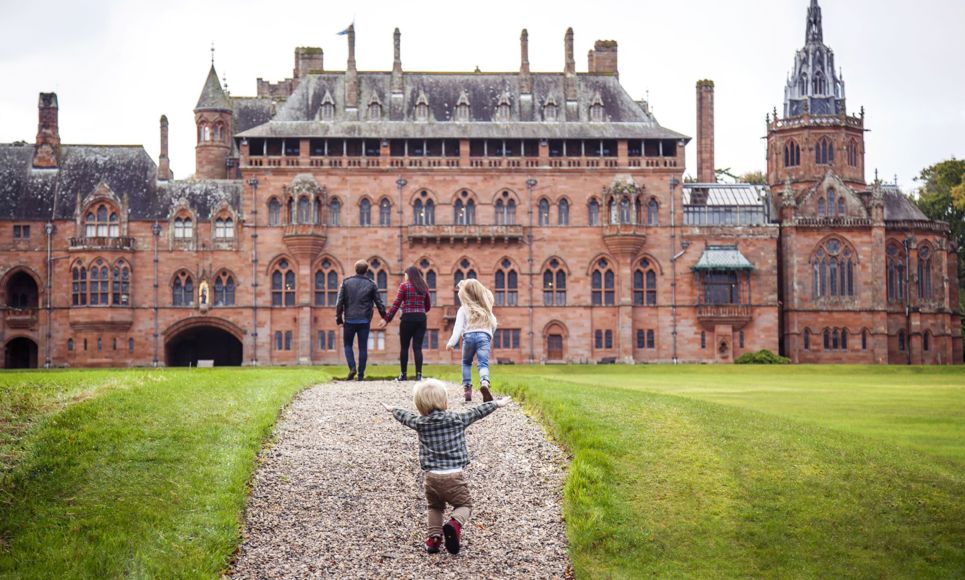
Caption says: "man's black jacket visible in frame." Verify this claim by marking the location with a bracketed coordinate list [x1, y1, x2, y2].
[335, 275, 387, 324]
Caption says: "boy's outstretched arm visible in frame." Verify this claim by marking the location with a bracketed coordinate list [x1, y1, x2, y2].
[387, 405, 420, 430]
[458, 396, 511, 426]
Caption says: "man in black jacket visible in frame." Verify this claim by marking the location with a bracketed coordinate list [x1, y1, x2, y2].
[336, 260, 387, 380]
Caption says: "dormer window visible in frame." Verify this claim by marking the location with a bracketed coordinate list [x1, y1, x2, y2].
[214, 216, 234, 239]
[589, 93, 604, 122]
[455, 91, 471, 122]
[495, 92, 511, 122]
[543, 97, 558, 121]
[415, 91, 430, 122]
[320, 90, 336, 121]
[85, 204, 119, 238]
[367, 94, 383, 120]
[173, 216, 193, 239]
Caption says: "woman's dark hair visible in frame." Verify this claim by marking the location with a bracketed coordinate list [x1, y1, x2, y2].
[405, 266, 429, 296]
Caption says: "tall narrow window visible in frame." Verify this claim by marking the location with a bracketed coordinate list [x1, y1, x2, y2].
[604, 330, 613, 348]
[494, 259, 518, 307]
[558, 199, 569, 226]
[816, 137, 834, 165]
[111, 261, 131, 306]
[329, 199, 341, 226]
[784, 140, 801, 167]
[272, 259, 296, 307]
[847, 139, 858, 167]
[918, 245, 933, 301]
[588, 199, 600, 226]
[538, 199, 550, 226]
[268, 198, 281, 226]
[886, 243, 905, 303]
[592, 259, 615, 306]
[542, 258, 566, 306]
[314, 259, 340, 306]
[633, 259, 657, 306]
[923, 331, 930, 352]
[89, 259, 109, 305]
[214, 271, 236, 306]
[366, 258, 389, 303]
[454, 195, 475, 225]
[359, 198, 372, 226]
[413, 192, 435, 225]
[297, 197, 311, 224]
[647, 199, 659, 226]
[214, 217, 234, 239]
[379, 199, 392, 226]
[898, 329, 906, 352]
[172, 270, 193, 306]
[803, 328, 811, 351]
[72, 264, 88, 306]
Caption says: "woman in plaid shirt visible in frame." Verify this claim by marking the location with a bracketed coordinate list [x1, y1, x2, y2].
[379, 266, 432, 381]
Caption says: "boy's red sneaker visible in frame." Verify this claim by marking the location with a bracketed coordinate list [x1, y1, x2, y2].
[442, 518, 462, 554]
[425, 534, 442, 554]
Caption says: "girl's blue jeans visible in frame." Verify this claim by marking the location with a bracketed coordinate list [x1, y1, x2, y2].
[461, 331, 491, 385]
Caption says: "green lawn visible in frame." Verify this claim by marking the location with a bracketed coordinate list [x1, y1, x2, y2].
[0, 368, 327, 579]
[436, 365, 964, 579]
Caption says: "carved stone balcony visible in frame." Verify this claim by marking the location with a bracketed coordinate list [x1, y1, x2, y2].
[68, 306, 134, 331]
[602, 223, 647, 258]
[69, 236, 136, 251]
[283, 224, 327, 261]
[696, 304, 752, 330]
[5, 308, 38, 329]
[408, 225, 524, 244]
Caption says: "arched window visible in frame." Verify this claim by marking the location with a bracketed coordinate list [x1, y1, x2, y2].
[784, 140, 801, 168]
[214, 217, 234, 239]
[803, 328, 811, 351]
[823, 328, 831, 350]
[592, 258, 615, 306]
[841, 328, 848, 350]
[85, 204, 120, 238]
[918, 245, 933, 301]
[817, 198, 826, 216]
[923, 331, 930, 352]
[811, 238, 855, 299]
[558, 199, 569, 226]
[314, 258, 340, 307]
[268, 198, 281, 226]
[538, 199, 550, 226]
[67, 338, 74, 352]
[111, 260, 131, 306]
[413, 191, 435, 225]
[633, 258, 657, 306]
[272, 259, 296, 307]
[604, 330, 613, 348]
[72, 264, 88, 306]
[847, 139, 858, 167]
[837, 196, 846, 216]
[297, 197, 311, 224]
[816, 137, 833, 165]
[452, 259, 477, 305]
[286, 198, 294, 224]
[379, 199, 392, 226]
[588, 199, 601, 226]
[366, 258, 389, 303]
[542, 258, 567, 306]
[594, 330, 603, 349]
[214, 270, 235, 306]
[174, 216, 193, 239]
[313, 198, 322, 225]
[647, 199, 659, 226]
[417, 259, 438, 306]
[89, 258, 109, 305]
[886, 242, 906, 304]
[454, 195, 475, 225]
[898, 329, 907, 352]
[701, 331, 706, 349]
[328, 199, 341, 226]
[827, 189, 836, 216]
[862, 329, 869, 351]
[494, 259, 518, 306]
[172, 270, 193, 306]
[359, 198, 372, 226]
[618, 197, 632, 225]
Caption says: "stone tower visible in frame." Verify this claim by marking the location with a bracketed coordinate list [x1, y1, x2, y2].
[766, 0, 865, 197]
[194, 65, 232, 179]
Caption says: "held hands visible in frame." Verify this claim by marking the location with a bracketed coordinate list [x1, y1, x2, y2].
[377, 319, 387, 329]
[494, 396, 511, 408]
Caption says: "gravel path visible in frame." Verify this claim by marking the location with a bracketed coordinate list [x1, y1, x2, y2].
[229, 380, 571, 579]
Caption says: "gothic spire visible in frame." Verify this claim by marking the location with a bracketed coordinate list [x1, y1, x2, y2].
[806, 0, 823, 44]
[195, 65, 231, 111]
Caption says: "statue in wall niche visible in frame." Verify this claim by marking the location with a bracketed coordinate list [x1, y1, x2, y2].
[199, 280, 210, 313]
[719, 339, 729, 357]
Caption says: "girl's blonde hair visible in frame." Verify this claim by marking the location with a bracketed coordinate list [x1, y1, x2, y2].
[457, 279, 497, 331]
[413, 379, 448, 415]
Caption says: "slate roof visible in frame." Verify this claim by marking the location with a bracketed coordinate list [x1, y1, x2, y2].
[692, 245, 755, 271]
[0, 143, 241, 221]
[880, 184, 929, 221]
[196, 65, 232, 111]
[238, 72, 688, 140]
[682, 183, 769, 206]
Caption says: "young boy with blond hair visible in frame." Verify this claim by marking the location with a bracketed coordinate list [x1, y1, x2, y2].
[382, 378, 510, 554]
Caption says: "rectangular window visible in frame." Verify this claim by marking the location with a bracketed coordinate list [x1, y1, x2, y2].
[636, 329, 644, 349]
[13, 224, 31, 239]
[594, 330, 602, 349]
[367, 330, 385, 351]
[422, 330, 440, 350]
[284, 330, 293, 351]
[328, 330, 336, 351]
[318, 331, 326, 351]
[604, 330, 613, 349]
[493, 329, 521, 350]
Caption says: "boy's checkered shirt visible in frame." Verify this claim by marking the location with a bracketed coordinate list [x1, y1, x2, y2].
[392, 402, 498, 471]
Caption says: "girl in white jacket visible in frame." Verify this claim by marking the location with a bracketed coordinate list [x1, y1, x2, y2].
[446, 279, 498, 402]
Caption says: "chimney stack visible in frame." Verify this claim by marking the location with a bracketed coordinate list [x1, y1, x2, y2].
[158, 115, 172, 181]
[519, 29, 532, 94]
[33, 92, 60, 169]
[391, 27, 403, 93]
[564, 28, 578, 102]
[587, 40, 618, 77]
[345, 24, 358, 110]
[294, 47, 323, 78]
[696, 80, 716, 183]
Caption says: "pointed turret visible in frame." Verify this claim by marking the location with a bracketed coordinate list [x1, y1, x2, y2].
[806, 0, 823, 44]
[194, 64, 233, 179]
[195, 65, 232, 111]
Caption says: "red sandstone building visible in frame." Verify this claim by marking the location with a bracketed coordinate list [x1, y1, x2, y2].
[0, 0, 960, 368]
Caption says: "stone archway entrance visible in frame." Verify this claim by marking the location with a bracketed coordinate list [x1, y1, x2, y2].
[164, 321, 243, 367]
[5, 271, 39, 309]
[4, 337, 38, 369]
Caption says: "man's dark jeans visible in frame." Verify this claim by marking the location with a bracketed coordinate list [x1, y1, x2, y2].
[343, 323, 370, 376]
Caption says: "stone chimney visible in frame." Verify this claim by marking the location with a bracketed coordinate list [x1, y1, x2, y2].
[391, 28, 403, 94]
[345, 24, 359, 110]
[33, 92, 60, 169]
[294, 47, 323, 78]
[696, 80, 715, 183]
[564, 28, 577, 102]
[519, 29, 532, 94]
[587, 40, 618, 77]
[158, 115, 172, 181]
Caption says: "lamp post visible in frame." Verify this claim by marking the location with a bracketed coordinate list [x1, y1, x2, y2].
[396, 177, 407, 276]
[526, 178, 537, 363]
[669, 176, 681, 364]
[247, 177, 260, 366]
[43, 222, 54, 368]
[151, 221, 161, 367]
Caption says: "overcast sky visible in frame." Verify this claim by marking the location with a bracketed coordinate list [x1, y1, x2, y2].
[1, 0, 962, 192]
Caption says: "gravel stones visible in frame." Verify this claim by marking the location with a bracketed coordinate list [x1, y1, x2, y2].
[229, 380, 571, 579]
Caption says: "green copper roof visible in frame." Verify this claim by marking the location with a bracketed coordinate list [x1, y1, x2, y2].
[195, 65, 231, 111]
[692, 245, 754, 271]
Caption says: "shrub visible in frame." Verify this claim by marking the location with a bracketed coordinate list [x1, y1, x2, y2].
[735, 349, 790, 364]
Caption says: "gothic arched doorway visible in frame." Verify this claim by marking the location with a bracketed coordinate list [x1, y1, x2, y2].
[4, 271, 39, 309]
[4, 337, 38, 369]
[164, 320, 243, 367]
